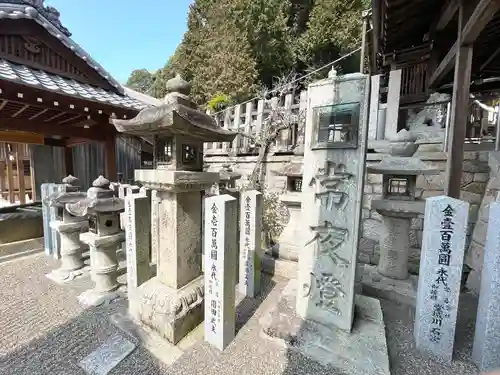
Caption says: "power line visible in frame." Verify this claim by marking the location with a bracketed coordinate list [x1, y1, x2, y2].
[211, 45, 363, 116]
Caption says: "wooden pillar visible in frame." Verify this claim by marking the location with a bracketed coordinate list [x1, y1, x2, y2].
[29, 147, 36, 201]
[0, 161, 5, 203]
[5, 144, 14, 204]
[105, 135, 117, 181]
[444, 2, 474, 198]
[384, 69, 402, 140]
[14, 144, 25, 204]
[64, 146, 74, 176]
[360, 12, 368, 73]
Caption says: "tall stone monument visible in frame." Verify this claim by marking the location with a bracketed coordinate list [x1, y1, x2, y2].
[111, 74, 236, 344]
[260, 72, 390, 375]
[296, 71, 369, 331]
[414, 196, 469, 363]
[472, 201, 500, 372]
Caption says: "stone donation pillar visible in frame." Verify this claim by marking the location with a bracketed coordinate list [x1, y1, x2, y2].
[112, 74, 236, 344]
[45, 175, 89, 284]
[66, 175, 125, 307]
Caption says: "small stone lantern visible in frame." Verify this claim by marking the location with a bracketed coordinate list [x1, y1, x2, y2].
[368, 157, 439, 280]
[45, 175, 88, 283]
[66, 175, 125, 307]
[111, 74, 236, 344]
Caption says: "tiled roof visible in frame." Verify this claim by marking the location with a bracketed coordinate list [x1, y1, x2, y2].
[0, 59, 150, 111]
[0, 1, 124, 93]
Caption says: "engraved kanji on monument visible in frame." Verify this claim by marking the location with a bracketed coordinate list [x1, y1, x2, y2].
[204, 194, 237, 351]
[472, 201, 500, 372]
[296, 88, 369, 332]
[239, 190, 262, 298]
[415, 196, 469, 363]
[125, 194, 152, 289]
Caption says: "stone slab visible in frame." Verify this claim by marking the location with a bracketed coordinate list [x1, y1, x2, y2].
[472, 201, 500, 372]
[77, 286, 126, 308]
[78, 333, 136, 375]
[261, 253, 298, 279]
[239, 190, 262, 298]
[362, 264, 418, 306]
[204, 194, 238, 351]
[110, 312, 202, 366]
[125, 194, 151, 289]
[259, 279, 390, 375]
[0, 237, 44, 263]
[415, 196, 469, 363]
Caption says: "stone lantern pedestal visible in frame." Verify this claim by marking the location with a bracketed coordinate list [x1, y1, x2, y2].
[66, 176, 125, 307]
[45, 175, 89, 284]
[361, 156, 439, 305]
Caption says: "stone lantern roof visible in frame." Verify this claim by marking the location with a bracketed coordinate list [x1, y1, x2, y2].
[43, 175, 84, 207]
[367, 157, 439, 176]
[111, 74, 237, 143]
[65, 175, 124, 216]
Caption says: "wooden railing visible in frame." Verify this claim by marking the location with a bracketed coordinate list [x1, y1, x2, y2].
[205, 91, 308, 156]
[399, 62, 429, 104]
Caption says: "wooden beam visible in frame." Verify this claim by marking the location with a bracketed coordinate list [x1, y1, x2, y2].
[428, 0, 482, 87]
[462, 0, 500, 45]
[436, 0, 459, 31]
[479, 45, 500, 71]
[0, 130, 44, 145]
[105, 135, 117, 181]
[0, 80, 138, 121]
[0, 117, 114, 141]
[445, 3, 475, 198]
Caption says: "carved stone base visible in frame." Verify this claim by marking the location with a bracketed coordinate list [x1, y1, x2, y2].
[78, 285, 126, 308]
[129, 275, 204, 345]
[260, 279, 390, 375]
[46, 266, 89, 284]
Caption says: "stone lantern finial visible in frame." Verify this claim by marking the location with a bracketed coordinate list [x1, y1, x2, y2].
[92, 175, 110, 189]
[165, 74, 191, 96]
[62, 174, 79, 186]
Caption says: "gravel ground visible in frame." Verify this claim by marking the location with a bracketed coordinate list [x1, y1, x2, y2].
[0, 253, 483, 375]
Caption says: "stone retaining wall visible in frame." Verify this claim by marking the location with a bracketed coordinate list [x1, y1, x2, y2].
[204, 150, 490, 275]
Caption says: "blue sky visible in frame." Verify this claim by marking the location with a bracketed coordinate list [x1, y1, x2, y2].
[46, 0, 192, 83]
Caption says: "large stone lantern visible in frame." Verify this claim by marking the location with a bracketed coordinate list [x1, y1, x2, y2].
[111, 74, 236, 344]
[45, 175, 89, 283]
[66, 175, 125, 306]
[368, 157, 439, 280]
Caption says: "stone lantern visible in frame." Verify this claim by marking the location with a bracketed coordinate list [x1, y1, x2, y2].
[367, 157, 439, 281]
[66, 175, 125, 307]
[111, 74, 236, 344]
[45, 175, 89, 283]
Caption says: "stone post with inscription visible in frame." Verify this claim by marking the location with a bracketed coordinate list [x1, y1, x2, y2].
[239, 190, 262, 298]
[111, 74, 236, 345]
[125, 193, 152, 289]
[296, 72, 369, 332]
[472, 201, 500, 372]
[204, 194, 237, 351]
[414, 196, 469, 363]
[66, 176, 126, 307]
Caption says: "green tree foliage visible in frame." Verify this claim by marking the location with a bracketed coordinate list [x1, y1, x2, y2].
[127, 0, 369, 104]
[125, 69, 155, 94]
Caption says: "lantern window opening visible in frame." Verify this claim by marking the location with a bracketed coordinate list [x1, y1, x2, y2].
[182, 144, 198, 165]
[154, 136, 174, 169]
[88, 214, 98, 234]
[387, 177, 410, 198]
[288, 176, 303, 192]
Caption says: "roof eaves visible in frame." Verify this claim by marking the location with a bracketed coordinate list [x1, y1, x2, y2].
[0, 1, 125, 95]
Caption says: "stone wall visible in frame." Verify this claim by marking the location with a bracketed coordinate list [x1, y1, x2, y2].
[204, 150, 490, 274]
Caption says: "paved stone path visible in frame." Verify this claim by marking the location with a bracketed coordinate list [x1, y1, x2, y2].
[0, 253, 481, 375]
